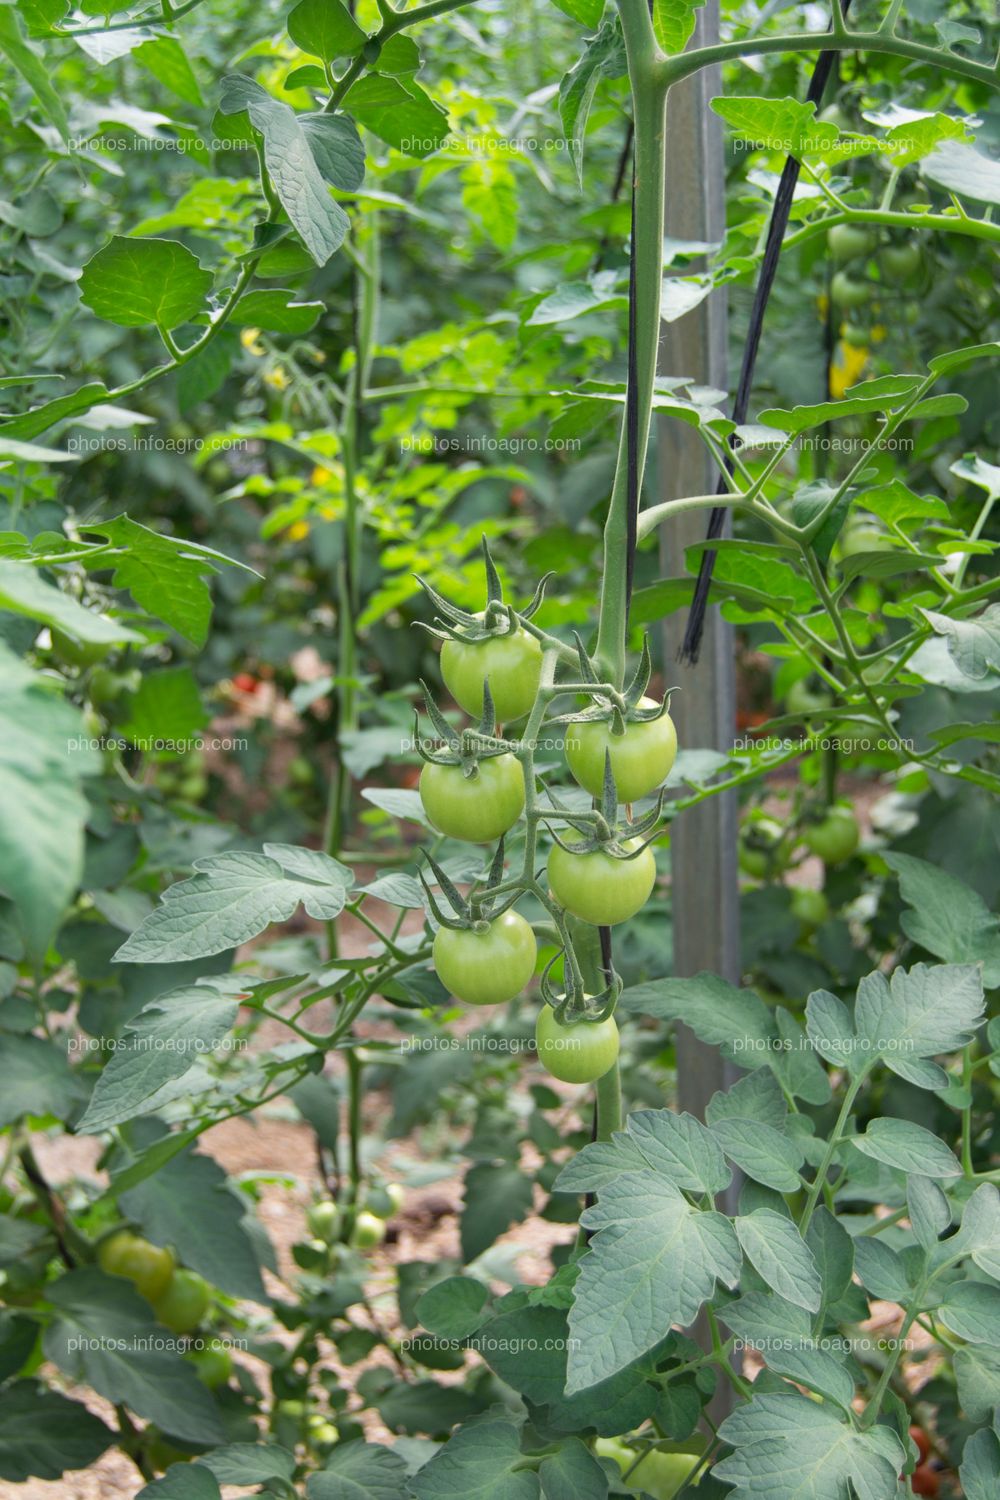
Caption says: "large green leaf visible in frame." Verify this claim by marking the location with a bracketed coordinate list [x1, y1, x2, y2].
[652, 0, 706, 54]
[79, 984, 239, 1132]
[734, 1211, 821, 1312]
[886, 853, 1000, 987]
[710, 1118, 804, 1193]
[43, 1270, 225, 1443]
[122, 1146, 268, 1301]
[287, 0, 366, 61]
[218, 76, 349, 264]
[851, 1118, 962, 1179]
[0, 559, 141, 645]
[408, 1419, 538, 1499]
[82, 515, 253, 646]
[960, 1428, 1000, 1500]
[711, 97, 838, 158]
[0, 646, 102, 963]
[852, 962, 985, 1086]
[114, 844, 355, 962]
[0, 3, 69, 139]
[342, 74, 449, 157]
[0, 1033, 84, 1127]
[307, 1439, 413, 1498]
[0, 1383, 113, 1483]
[623, 973, 779, 1066]
[567, 1173, 740, 1391]
[80, 237, 213, 329]
[715, 1392, 905, 1498]
[921, 604, 1000, 682]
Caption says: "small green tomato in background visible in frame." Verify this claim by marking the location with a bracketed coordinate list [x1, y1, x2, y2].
[186, 1338, 232, 1389]
[306, 1200, 341, 1243]
[547, 836, 656, 927]
[830, 271, 869, 309]
[566, 696, 677, 803]
[595, 1437, 702, 1497]
[50, 629, 114, 670]
[784, 679, 832, 717]
[419, 756, 525, 843]
[790, 886, 830, 932]
[738, 816, 786, 881]
[364, 1182, 404, 1220]
[827, 224, 875, 262]
[441, 624, 542, 722]
[802, 805, 859, 864]
[433, 910, 537, 1005]
[351, 1211, 386, 1250]
[535, 1006, 620, 1084]
[881, 238, 921, 281]
[98, 1231, 175, 1303]
[152, 1268, 212, 1334]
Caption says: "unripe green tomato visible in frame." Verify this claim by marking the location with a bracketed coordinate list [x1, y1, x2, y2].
[419, 755, 525, 843]
[87, 667, 129, 707]
[738, 816, 786, 881]
[830, 271, 870, 309]
[288, 755, 314, 786]
[790, 886, 830, 932]
[547, 836, 656, 927]
[594, 1437, 701, 1497]
[881, 240, 921, 281]
[802, 806, 859, 864]
[432, 910, 537, 1005]
[535, 1006, 620, 1084]
[98, 1231, 175, 1302]
[152, 1268, 212, 1334]
[186, 1338, 232, 1389]
[828, 224, 875, 262]
[441, 624, 543, 722]
[51, 629, 113, 670]
[566, 696, 677, 803]
[351, 1211, 386, 1250]
[306, 1200, 341, 1242]
[841, 322, 869, 348]
[310, 1420, 339, 1447]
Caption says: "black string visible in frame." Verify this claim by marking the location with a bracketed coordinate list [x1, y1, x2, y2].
[679, 2, 851, 664]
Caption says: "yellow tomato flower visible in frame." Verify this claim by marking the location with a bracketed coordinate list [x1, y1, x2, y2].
[264, 366, 290, 390]
[287, 520, 310, 542]
[829, 340, 868, 400]
[240, 327, 265, 356]
[311, 465, 333, 486]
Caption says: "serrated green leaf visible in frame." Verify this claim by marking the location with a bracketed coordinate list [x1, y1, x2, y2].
[408, 1419, 538, 1499]
[343, 74, 448, 157]
[568, 1174, 740, 1391]
[711, 96, 838, 158]
[625, 1108, 732, 1195]
[939, 1282, 1000, 1345]
[287, 0, 366, 62]
[851, 1118, 962, 1179]
[652, 0, 706, 55]
[307, 1438, 412, 1499]
[44, 1270, 224, 1443]
[853, 963, 984, 1087]
[734, 1211, 822, 1312]
[711, 1118, 804, 1192]
[715, 1392, 905, 1499]
[114, 845, 354, 963]
[960, 1428, 1000, 1500]
[0, 1383, 113, 1483]
[80, 237, 212, 329]
[954, 1344, 1000, 1422]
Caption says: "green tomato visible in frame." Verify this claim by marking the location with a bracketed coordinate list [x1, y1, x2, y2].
[419, 755, 524, 843]
[433, 910, 537, 1005]
[186, 1339, 232, 1389]
[309, 1419, 339, 1447]
[628, 1450, 702, 1498]
[841, 322, 869, 348]
[881, 240, 921, 281]
[351, 1210, 386, 1250]
[790, 886, 830, 932]
[535, 1006, 620, 1085]
[828, 224, 875, 262]
[306, 1201, 341, 1242]
[441, 625, 542, 722]
[830, 271, 870, 309]
[738, 816, 786, 881]
[152, 1269, 212, 1334]
[802, 805, 859, 864]
[50, 629, 114, 670]
[98, 1231, 175, 1303]
[548, 836, 656, 926]
[566, 696, 677, 803]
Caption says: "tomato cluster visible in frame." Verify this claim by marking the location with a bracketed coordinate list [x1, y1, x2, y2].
[417, 569, 676, 1088]
[98, 1231, 218, 1356]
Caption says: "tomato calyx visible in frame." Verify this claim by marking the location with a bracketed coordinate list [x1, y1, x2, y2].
[415, 677, 517, 774]
[555, 634, 673, 741]
[419, 841, 520, 932]
[415, 534, 552, 648]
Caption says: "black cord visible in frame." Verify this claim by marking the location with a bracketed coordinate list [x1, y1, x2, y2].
[679, 3, 851, 664]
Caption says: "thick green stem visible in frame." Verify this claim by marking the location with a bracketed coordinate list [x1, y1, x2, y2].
[595, 1, 668, 686]
[595, 1064, 623, 1140]
[799, 1067, 869, 1232]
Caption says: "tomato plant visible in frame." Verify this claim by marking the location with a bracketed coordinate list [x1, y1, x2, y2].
[0, 0, 997, 1494]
